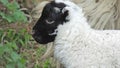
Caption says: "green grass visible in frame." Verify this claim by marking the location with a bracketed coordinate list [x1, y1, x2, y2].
[0, 28, 56, 68]
[0, 0, 56, 67]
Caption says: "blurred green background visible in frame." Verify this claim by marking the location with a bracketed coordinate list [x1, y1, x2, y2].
[0, 0, 55, 68]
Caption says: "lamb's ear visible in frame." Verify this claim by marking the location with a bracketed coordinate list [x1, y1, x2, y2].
[62, 7, 69, 21]
[62, 7, 68, 15]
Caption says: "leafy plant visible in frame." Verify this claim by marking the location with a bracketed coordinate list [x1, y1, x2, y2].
[43, 59, 51, 68]
[0, 29, 31, 68]
[0, 0, 27, 23]
[0, 42, 26, 68]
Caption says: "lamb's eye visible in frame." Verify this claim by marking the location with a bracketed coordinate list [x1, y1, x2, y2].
[45, 20, 55, 24]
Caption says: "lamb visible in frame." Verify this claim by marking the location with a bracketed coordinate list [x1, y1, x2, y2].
[32, 0, 120, 68]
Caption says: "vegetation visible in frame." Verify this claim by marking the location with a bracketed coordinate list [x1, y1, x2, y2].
[0, 0, 27, 23]
[0, 0, 55, 68]
[0, 29, 28, 68]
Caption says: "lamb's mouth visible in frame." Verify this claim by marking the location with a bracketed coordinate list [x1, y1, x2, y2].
[32, 33, 56, 44]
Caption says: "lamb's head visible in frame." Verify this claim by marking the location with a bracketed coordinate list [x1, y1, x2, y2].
[32, 1, 69, 44]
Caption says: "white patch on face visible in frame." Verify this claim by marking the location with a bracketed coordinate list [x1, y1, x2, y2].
[55, 0, 68, 3]
[54, 7, 61, 13]
[45, 20, 55, 24]
[55, 0, 82, 12]
[48, 29, 58, 36]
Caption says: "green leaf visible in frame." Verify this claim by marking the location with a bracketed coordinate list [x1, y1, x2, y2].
[6, 15, 14, 23]
[0, 0, 8, 6]
[0, 45, 5, 55]
[5, 57, 13, 62]
[6, 63, 15, 68]
[0, 12, 6, 18]
[0, 12, 13, 23]
[7, 1, 20, 11]
[11, 42, 18, 50]
[20, 58, 26, 64]
[17, 61, 25, 68]
[43, 60, 51, 68]
[11, 52, 20, 62]
[19, 39, 25, 46]
[12, 10, 27, 22]
[13, 1, 20, 9]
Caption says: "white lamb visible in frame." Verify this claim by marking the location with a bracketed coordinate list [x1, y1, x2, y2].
[54, 0, 120, 68]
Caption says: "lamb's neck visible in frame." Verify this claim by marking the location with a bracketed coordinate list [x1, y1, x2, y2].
[57, 11, 92, 42]
[57, 15, 92, 39]
[70, 15, 91, 31]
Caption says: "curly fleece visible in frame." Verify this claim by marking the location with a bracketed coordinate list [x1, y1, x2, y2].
[54, 0, 120, 68]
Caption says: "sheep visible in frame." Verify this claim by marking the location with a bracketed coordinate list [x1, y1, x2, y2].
[32, 0, 120, 68]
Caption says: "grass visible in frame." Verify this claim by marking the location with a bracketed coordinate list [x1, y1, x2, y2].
[0, 24, 56, 68]
[0, 0, 56, 67]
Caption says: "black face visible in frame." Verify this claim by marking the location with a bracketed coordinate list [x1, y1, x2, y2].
[32, 1, 68, 44]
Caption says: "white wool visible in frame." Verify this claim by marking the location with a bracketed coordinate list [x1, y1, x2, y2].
[54, 1, 120, 68]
